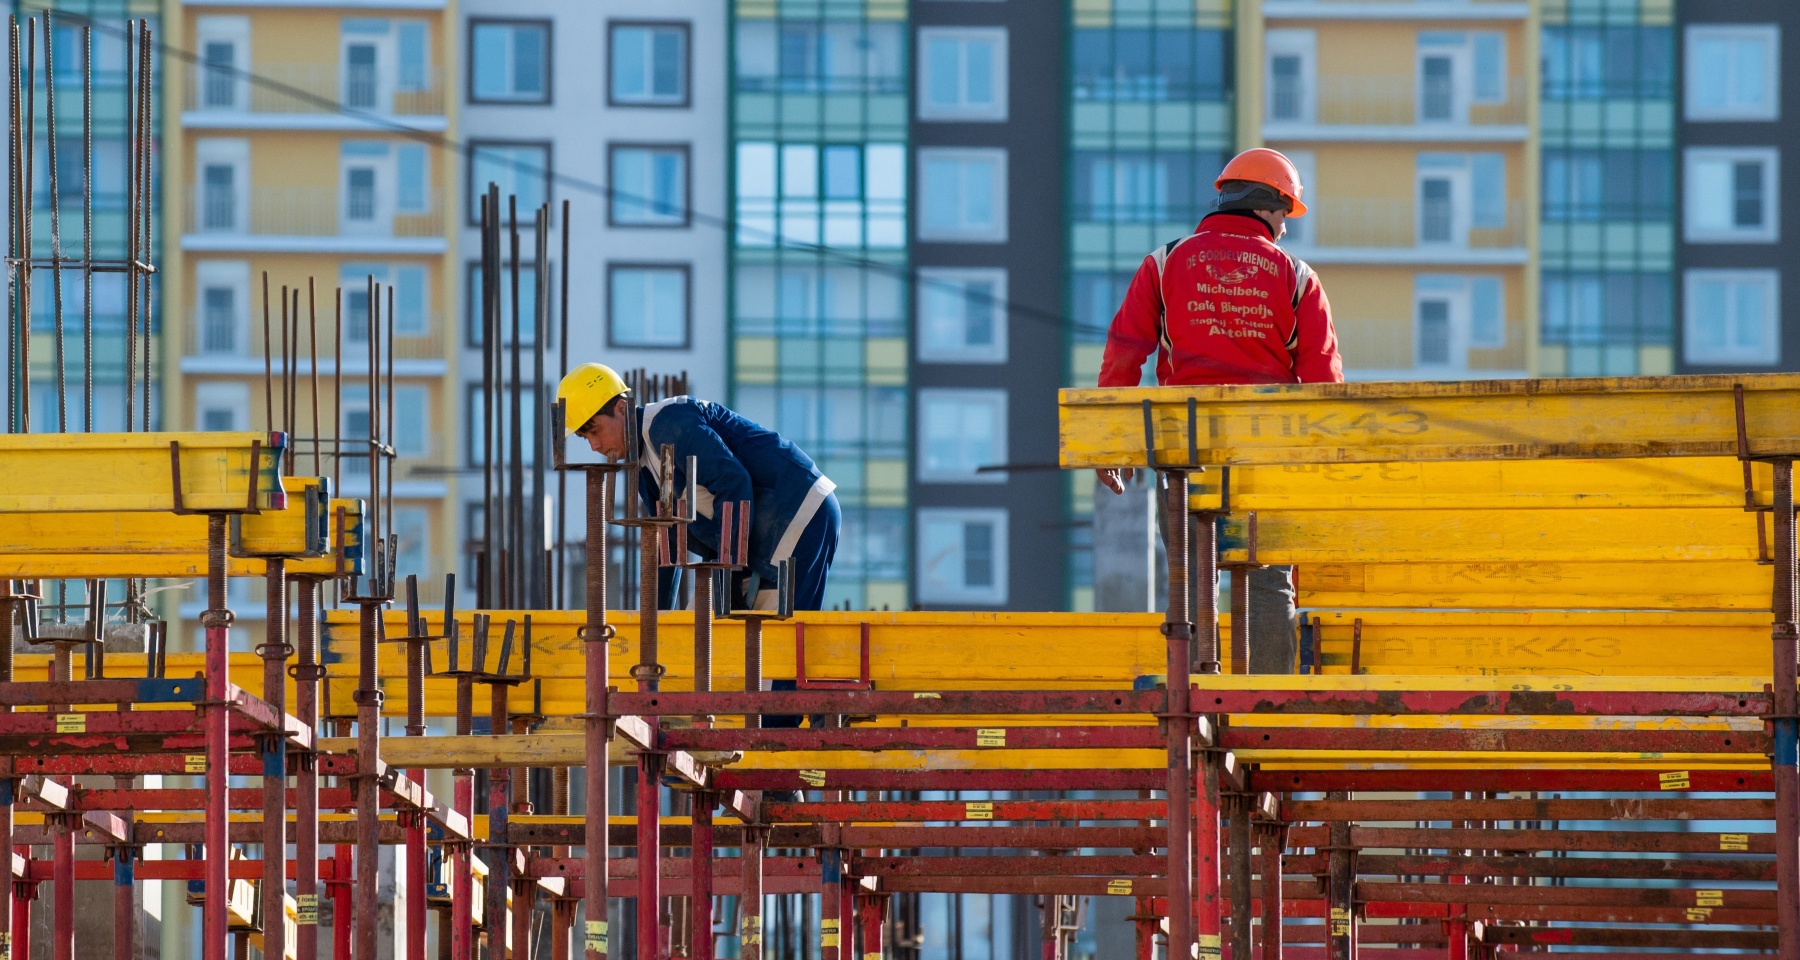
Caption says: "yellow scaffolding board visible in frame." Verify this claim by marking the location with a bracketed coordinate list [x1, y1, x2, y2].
[1058, 374, 1800, 467]
[0, 431, 284, 513]
[1220, 507, 1759, 564]
[1190, 457, 1772, 511]
[1297, 560, 1771, 610]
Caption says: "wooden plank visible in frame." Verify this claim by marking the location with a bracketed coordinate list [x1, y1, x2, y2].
[1191, 458, 1772, 511]
[1220, 507, 1758, 564]
[1058, 374, 1800, 466]
[1304, 610, 1775, 677]
[1297, 561, 1771, 610]
[0, 431, 284, 513]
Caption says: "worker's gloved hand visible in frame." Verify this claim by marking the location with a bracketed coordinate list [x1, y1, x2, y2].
[1096, 468, 1136, 494]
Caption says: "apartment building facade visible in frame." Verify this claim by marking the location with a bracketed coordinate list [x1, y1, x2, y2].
[1674, 0, 1792, 373]
[162, 0, 459, 638]
[453, 0, 728, 593]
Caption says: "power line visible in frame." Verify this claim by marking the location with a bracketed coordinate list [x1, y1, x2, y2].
[50, 10, 1116, 339]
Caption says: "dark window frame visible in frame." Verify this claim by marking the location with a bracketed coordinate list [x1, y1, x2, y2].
[463, 259, 554, 349]
[607, 20, 692, 108]
[606, 142, 693, 228]
[467, 17, 554, 106]
[465, 139, 553, 227]
[606, 262, 693, 350]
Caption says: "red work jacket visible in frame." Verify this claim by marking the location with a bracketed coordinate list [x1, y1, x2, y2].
[1098, 212, 1345, 387]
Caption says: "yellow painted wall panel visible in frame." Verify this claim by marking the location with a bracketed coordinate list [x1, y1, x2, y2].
[1306, 265, 1417, 370]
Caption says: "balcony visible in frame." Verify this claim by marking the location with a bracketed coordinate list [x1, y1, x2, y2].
[1286, 197, 1526, 265]
[182, 185, 446, 255]
[1266, 77, 1528, 140]
[181, 321, 449, 372]
[183, 63, 446, 130]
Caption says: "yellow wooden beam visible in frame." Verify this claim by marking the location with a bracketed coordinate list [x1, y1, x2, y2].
[1297, 561, 1771, 610]
[1058, 374, 1800, 467]
[1221, 507, 1758, 564]
[1190, 458, 1771, 511]
[0, 431, 285, 513]
[1303, 610, 1775, 677]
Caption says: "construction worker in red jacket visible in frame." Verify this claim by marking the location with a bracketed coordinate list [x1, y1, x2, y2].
[1095, 148, 1344, 674]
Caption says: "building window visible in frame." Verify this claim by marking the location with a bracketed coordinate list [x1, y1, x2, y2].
[1469, 276, 1504, 349]
[610, 22, 688, 107]
[1543, 26, 1674, 101]
[609, 144, 689, 227]
[465, 386, 543, 466]
[1543, 149, 1673, 222]
[194, 138, 248, 233]
[464, 261, 549, 348]
[1685, 25, 1779, 122]
[736, 142, 906, 249]
[1413, 275, 1506, 371]
[916, 508, 1008, 606]
[342, 263, 430, 341]
[1071, 27, 1229, 102]
[394, 506, 430, 581]
[1264, 30, 1315, 124]
[1472, 32, 1506, 103]
[918, 148, 1007, 242]
[917, 268, 1006, 362]
[195, 382, 250, 433]
[196, 16, 248, 111]
[1684, 270, 1779, 366]
[396, 144, 428, 213]
[1685, 148, 1778, 243]
[470, 19, 550, 104]
[608, 264, 689, 349]
[918, 389, 1006, 483]
[195, 260, 250, 355]
[393, 384, 429, 457]
[735, 20, 904, 95]
[917, 28, 1007, 121]
[467, 141, 551, 225]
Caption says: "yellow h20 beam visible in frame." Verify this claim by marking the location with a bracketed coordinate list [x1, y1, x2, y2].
[1298, 561, 1773, 610]
[0, 431, 286, 513]
[1190, 458, 1771, 511]
[0, 479, 363, 579]
[1059, 374, 1800, 467]
[1220, 507, 1760, 564]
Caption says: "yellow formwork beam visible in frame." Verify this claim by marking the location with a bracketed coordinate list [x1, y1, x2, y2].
[1297, 561, 1772, 611]
[1190, 457, 1771, 511]
[1219, 507, 1758, 564]
[1304, 610, 1776, 677]
[1058, 374, 1800, 467]
[0, 431, 285, 513]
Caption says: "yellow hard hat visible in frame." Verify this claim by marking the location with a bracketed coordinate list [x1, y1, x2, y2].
[557, 363, 630, 436]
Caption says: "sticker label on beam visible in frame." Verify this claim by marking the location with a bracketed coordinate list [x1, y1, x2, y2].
[185, 755, 207, 774]
[821, 919, 840, 947]
[1720, 833, 1750, 851]
[1198, 933, 1221, 960]
[799, 770, 827, 787]
[1696, 890, 1725, 907]
[1106, 879, 1133, 896]
[976, 728, 1006, 747]
[965, 802, 994, 821]
[1658, 770, 1690, 791]
[55, 713, 84, 734]
[586, 920, 608, 951]
[296, 895, 318, 925]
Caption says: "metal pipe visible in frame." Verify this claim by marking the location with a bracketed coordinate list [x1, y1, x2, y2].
[201, 515, 232, 960]
[583, 472, 612, 960]
[692, 794, 714, 960]
[294, 578, 321, 960]
[18, 18, 32, 434]
[489, 682, 513, 956]
[820, 847, 843, 960]
[739, 827, 764, 960]
[480, 190, 495, 608]
[743, 617, 762, 729]
[1772, 458, 1798, 960]
[42, 11, 62, 433]
[308, 280, 320, 475]
[11, 878, 31, 960]
[509, 196, 525, 608]
[80, 21, 89, 432]
[532, 204, 548, 605]
[555, 199, 571, 607]
[134, 23, 151, 430]
[1259, 824, 1283, 960]
[1161, 472, 1194, 960]
[452, 675, 475, 960]
[354, 595, 382, 960]
[7, 17, 20, 434]
[1228, 798, 1252, 960]
[111, 813, 133, 960]
[1229, 568, 1249, 676]
[638, 752, 664, 960]
[1327, 790, 1355, 960]
[262, 558, 289, 960]
[405, 588, 427, 960]
[50, 811, 70, 960]
[263, 273, 273, 432]
[0, 591, 15, 957]
[512, 873, 534, 960]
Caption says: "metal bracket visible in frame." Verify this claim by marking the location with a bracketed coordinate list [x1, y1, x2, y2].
[795, 622, 873, 690]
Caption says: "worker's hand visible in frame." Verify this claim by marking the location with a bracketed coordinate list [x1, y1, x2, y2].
[1096, 468, 1135, 494]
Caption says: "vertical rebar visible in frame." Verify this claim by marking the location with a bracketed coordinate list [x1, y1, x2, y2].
[556, 199, 571, 607]
[8, 17, 20, 434]
[480, 191, 495, 608]
[385, 285, 395, 546]
[309, 279, 320, 475]
[42, 11, 62, 433]
[79, 21, 89, 431]
[333, 290, 342, 492]
[262, 272, 273, 431]
[533, 205, 548, 606]
[136, 24, 150, 429]
[354, 594, 382, 960]
[21, 18, 35, 433]
[1228, 798, 1252, 960]
[509, 195, 524, 609]
[1260, 824, 1284, 960]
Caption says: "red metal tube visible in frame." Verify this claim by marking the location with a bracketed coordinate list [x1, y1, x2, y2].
[583, 467, 614, 960]
[262, 558, 288, 960]
[1773, 458, 1799, 960]
[355, 600, 382, 960]
[488, 683, 513, 957]
[739, 827, 764, 960]
[692, 794, 715, 960]
[513, 876, 534, 960]
[1133, 897, 1154, 960]
[1162, 472, 1195, 960]
[332, 854, 352, 960]
[638, 752, 663, 960]
[453, 675, 476, 960]
[112, 844, 132, 960]
[1195, 754, 1221, 960]
[50, 814, 70, 960]
[1228, 799, 1251, 960]
[1259, 825, 1283, 960]
[203, 514, 230, 960]
[1326, 792, 1355, 960]
[407, 816, 427, 960]
[839, 860, 855, 960]
[820, 848, 843, 960]
[12, 879, 32, 960]
[857, 894, 884, 960]
[294, 578, 321, 960]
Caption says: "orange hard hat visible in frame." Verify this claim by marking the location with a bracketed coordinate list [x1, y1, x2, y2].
[1214, 148, 1307, 217]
